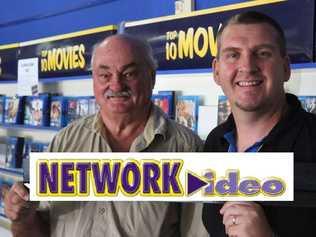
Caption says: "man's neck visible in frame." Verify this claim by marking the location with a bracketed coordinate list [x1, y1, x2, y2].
[233, 100, 288, 152]
[100, 105, 151, 152]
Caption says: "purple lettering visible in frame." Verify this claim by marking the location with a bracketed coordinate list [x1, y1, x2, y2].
[204, 171, 215, 194]
[121, 162, 140, 194]
[262, 179, 284, 195]
[143, 162, 161, 193]
[61, 162, 74, 193]
[76, 163, 91, 193]
[216, 171, 238, 195]
[92, 162, 120, 193]
[162, 162, 181, 193]
[39, 162, 58, 193]
[239, 179, 260, 195]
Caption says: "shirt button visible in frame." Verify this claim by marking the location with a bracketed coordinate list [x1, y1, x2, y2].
[98, 207, 105, 215]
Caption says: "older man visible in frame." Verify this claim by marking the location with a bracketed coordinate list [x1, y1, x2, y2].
[3, 34, 208, 237]
[203, 11, 316, 237]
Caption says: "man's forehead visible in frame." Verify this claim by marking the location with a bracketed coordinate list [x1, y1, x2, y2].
[220, 23, 279, 48]
[96, 62, 141, 73]
[99, 36, 138, 52]
[95, 43, 138, 65]
[221, 23, 279, 40]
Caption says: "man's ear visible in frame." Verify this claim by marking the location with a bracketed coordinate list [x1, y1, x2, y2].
[283, 55, 291, 82]
[212, 58, 221, 86]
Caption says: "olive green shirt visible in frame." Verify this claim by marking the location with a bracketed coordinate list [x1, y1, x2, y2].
[46, 105, 208, 237]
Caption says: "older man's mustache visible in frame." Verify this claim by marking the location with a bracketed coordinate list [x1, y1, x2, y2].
[104, 90, 132, 99]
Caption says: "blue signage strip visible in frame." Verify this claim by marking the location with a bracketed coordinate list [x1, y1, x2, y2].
[0, 25, 117, 81]
[0, 45, 19, 81]
[124, 0, 314, 70]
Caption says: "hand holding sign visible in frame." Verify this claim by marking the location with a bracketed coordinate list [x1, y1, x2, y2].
[220, 202, 272, 237]
[2, 182, 38, 222]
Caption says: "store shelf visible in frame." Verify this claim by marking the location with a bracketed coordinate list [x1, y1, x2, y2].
[0, 167, 23, 176]
[0, 124, 60, 132]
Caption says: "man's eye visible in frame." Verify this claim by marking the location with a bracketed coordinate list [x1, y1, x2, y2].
[224, 52, 239, 61]
[123, 70, 137, 80]
[99, 73, 110, 81]
[257, 50, 272, 58]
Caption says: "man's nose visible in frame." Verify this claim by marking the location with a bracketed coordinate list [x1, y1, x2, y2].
[108, 74, 125, 91]
[238, 53, 259, 74]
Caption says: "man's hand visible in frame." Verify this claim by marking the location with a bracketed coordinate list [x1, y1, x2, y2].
[220, 202, 272, 237]
[2, 182, 38, 223]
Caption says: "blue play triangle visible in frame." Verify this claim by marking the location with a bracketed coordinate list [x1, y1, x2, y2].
[187, 171, 208, 195]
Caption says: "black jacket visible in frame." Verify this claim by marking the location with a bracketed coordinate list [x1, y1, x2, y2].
[202, 94, 316, 236]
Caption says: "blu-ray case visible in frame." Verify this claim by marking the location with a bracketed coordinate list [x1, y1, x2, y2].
[158, 91, 175, 118]
[0, 95, 5, 124]
[151, 94, 173, 118]
[88, 97, 99, 115]
[175, 95, 199, 132]
[50, 96, 68, 128]
[217, 95, 231, 125]
[0, 142, 7, 167]
[5, 136, 24, 169]
[66, 97, 78, 124]
[24, 95, 50, 127]
[4, 96, 25, 124]
[66, 96, 94, 124]
[298, 96, 316, 115]
[76, 97, 90, 118]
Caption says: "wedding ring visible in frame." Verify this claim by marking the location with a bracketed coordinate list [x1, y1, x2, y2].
[232, 216, 237, 225]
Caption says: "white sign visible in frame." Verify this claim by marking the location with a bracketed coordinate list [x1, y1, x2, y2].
[17, 58, 39, 96]
[29, 152, 294, 202]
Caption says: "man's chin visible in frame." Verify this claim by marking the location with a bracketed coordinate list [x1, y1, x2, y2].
[235, 101, 262, 112]
[109, 107, 132, 114]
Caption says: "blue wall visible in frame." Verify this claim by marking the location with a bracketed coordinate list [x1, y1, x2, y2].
[0, 0, 246, 45]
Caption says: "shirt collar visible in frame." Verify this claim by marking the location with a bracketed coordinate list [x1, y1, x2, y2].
[224, 130, 264, 152]
[92, 104, 168, 151]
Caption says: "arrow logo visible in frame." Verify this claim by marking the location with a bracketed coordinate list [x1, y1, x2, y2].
[187, 171, 208, 196]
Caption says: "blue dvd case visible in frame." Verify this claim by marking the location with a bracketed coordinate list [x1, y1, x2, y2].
[158, 91, 175, 117]
[24, 95, 50, 127]
[4, 96, 25, 124]
[0, 95, 5, 124]
[0, 142, 7, 167]
[76, 96, 90, 118]
[217, 95, 231, 125]
[175, 95, 200, 132]
[6, 136, 24, 169]
[50, 96, 68, 128]
[66, 97, 78, 124]
[66, 96, 93, 125]
[88, 97, 99, 115]
[298, 96, 316, 115]
[151, 94, 174, 118]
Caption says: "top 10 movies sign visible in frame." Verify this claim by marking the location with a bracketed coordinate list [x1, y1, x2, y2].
[29, 152, 293, 202]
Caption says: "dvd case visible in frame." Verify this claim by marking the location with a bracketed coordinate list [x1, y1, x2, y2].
[76, 97, 90, 118]
[4, 96, 25, 124]
[175, 95, 199, 132]
[50, 96, 68, 128]
[158, 91, 175, 118]
[66, 96, 95, 124]
[6, 136, 24, 169]
[24, 95, 50, 127]
[151, 94, 173, 118]
[66, 97, 78, 124]
[217, 95, 231, 125]
[298, 96, 316, 115]
[0, 95, 5, 124]
[0, 142, 7, 167]
[88, 97, 99, 115]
